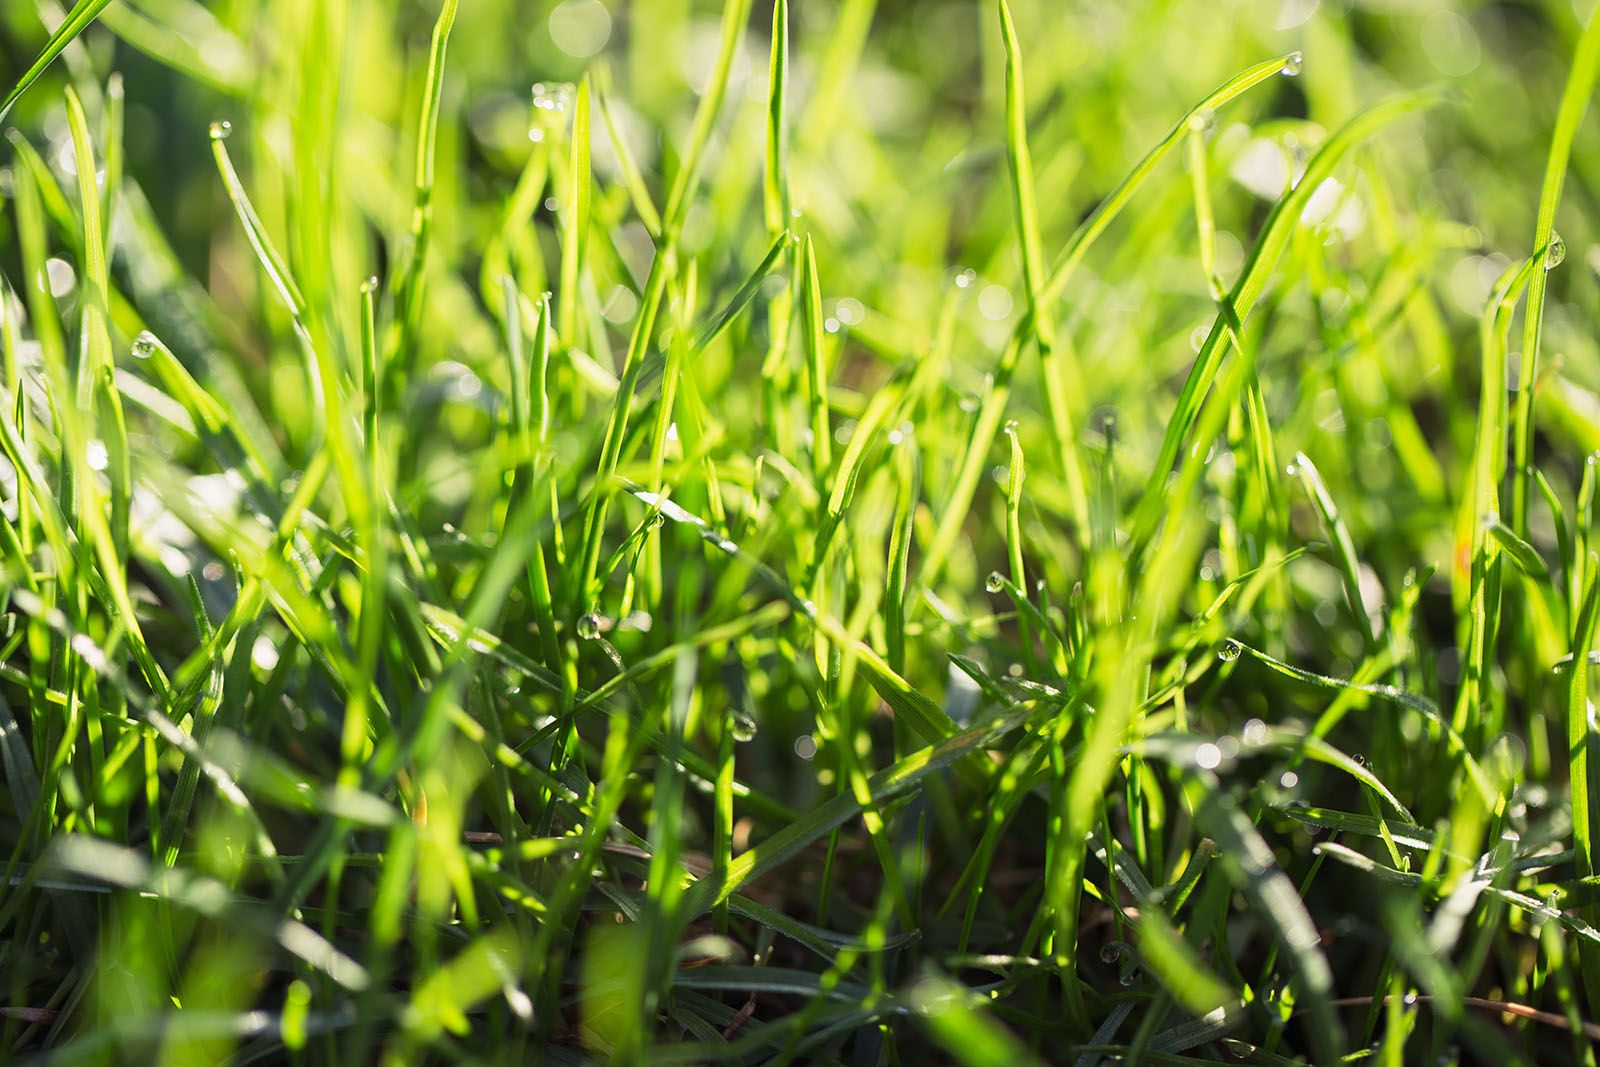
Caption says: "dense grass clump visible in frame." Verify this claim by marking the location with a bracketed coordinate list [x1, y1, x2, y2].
[9, 0, 1600, 1062]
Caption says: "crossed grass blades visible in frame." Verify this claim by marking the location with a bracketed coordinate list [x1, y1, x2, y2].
[3, 0, 1600, 1062]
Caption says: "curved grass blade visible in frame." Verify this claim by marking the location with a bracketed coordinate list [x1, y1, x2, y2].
[1131, 90, 1440, 548]
[1510, 8, 1600, 532]
[0, 0, 117, 125]
[49, 836, 367, 990]
[1223, 638, 1490, 802]
[682, 702, 1037, 915]
[392, 0, 461, 363]
[1186, 780, 1341, 1063]
[1487, 516, 1551, 580]
[918, 54, 1302, 586]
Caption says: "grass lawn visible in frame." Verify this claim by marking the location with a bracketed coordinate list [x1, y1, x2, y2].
[5, 0, 1600, 1062]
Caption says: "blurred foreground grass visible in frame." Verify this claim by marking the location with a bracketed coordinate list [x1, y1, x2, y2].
[6, 0, 1600, 1063]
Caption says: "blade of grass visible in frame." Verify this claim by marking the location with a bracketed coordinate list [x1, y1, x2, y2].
[0, 0, 117, 124]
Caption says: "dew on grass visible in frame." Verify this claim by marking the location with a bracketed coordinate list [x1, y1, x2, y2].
[208, 120, 232, 141]
[45, 259, 75, 297]
[362, 276, 380, 294]
[1217, 640, 1242, 662]
[132, 334, 157, 359]
[576, 613, 604, 639]
[1187, 108, 1215, 134]
[1281, 51, 1304, 76]
[986, 572, 1006, 594]
[730, 710, 757, 742]
[1545, 232, 1567, 269]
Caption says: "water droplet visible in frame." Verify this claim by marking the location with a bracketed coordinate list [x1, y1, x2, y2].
[958, 393, 981, 413]
[1279, 771, 1300, 789]
[576, 613, 603, 639]
[953, 268, 977, 290]
[1281, 51, 1304, 76]
[208, 120, 233, 141]
[1353, 752, 1368, 767]
[986, 572, 1006, 594]
[1402, 991, 1420, 1007]
[1187, 108, 1216, 134]
[361, 276, 380, 294]
[131, 334, 157, 360]
[730, 710, 757, 743]
[1217, 640, 1242, 662]
[1546, 232, 1567, 269]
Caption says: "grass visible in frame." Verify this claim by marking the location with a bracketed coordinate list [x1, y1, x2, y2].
[6, 0, 1600, 1062]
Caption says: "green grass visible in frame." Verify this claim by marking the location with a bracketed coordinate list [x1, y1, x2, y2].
[7, 0, 1600, 1063]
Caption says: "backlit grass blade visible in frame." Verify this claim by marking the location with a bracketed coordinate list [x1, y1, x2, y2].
[1131, 90, 1440, 549]
[558, 77, 592, 345]
[682, 702, 1035, 914]
[0, 0, 117, 124]
[764, 0, 790, 233]
[918, 54, 1298, 586]
[1510, 8, 1600, 534]
[1291, 451, 1377, 645]
[50, 836, 366, 990]
[392, 0, 460, 368]
[692, 230, 792, 353]
[1187, 780, 1341, 1064]
[1569, 557, 1600, 1014]
[998, 0, 1087, 532]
